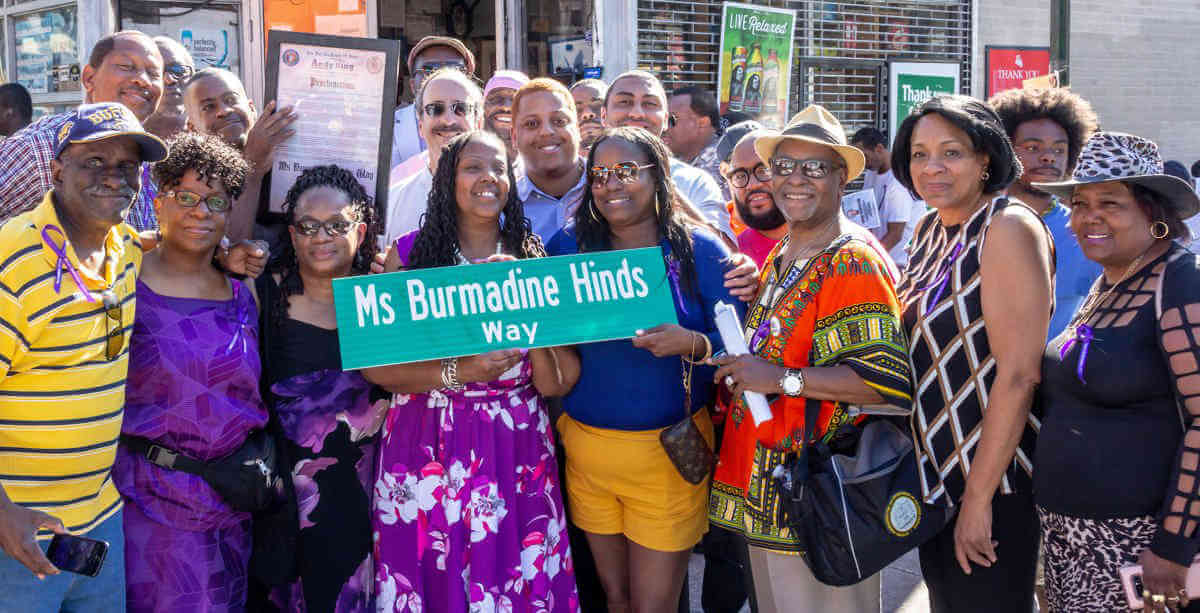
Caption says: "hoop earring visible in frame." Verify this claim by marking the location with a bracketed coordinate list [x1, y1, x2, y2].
[1151, 220, 1170, 240]
[981, 169, 991, 182]
[655, 195, 662, 218]
[589, 201, 602, 223]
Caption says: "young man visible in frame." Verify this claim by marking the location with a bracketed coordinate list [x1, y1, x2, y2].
[849, 127, 920, 268]
[391, 36, 475, 171]
[483, 70, 529, 162]
[385, 68, 483, 242]
[0, 31, 163, 228]
[183, 67, 298, 242]
[602, 70, 731, 238]
[0, 83, 32, 137]
[511, 78, 586, 241]
[141, 36, 194, 141]
[667, 85, 729, 200]
[569, 78, 606, 155]
[988, 87, 1103, 340]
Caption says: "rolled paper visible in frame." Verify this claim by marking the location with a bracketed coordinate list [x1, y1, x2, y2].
[714, 301, 773, 426]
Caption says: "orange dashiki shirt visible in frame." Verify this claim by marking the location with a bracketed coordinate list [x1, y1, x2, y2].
[709, 230, 913, 554]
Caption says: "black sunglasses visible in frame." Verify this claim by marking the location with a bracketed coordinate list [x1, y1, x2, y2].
[589, 162, 656, 184]
[164, 63, 194, 82]
[165, 190, 231, 213]
[293, 218, 360, 237]
[729, 163, 773, 188]
[769, 157, 843, 179]
[423, 101, 475, 118]
[101, 290, 123, 361]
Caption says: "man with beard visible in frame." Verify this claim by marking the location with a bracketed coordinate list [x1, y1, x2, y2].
[849, 127, 920, 268]
[385, 68, 483, 241]
[483, 70, 528, 162]
[141, 36, 194, 141]
[988, 88, 1102, 340]
[0, 31, 163, 229]
[667, 86, 729, 200]
[512, 78, 587, 241]
[602, 70, 731, 238]
[391, 36, 475, 171]
[569, 79, 606, 155]
[727, 129, 787, 268]
[183, 67, 298, 242]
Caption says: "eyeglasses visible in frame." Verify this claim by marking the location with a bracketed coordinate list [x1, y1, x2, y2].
[164, 63, 194, 83]
[293, 218, 361, 237]
[101, 290, 123, 361]
[423, 101, 475, 118]
[165, 190, 231, 213]
[729, 164, 773, 188]
[413, 61, 467, 79]
[589, 162, 656, 184]
[769, 157, 843, 179]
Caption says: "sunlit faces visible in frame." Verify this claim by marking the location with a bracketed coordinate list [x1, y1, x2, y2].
[184, 72, 257, 149]
[589, 138, 658, 229]
[571, 83, 605, 150]
[418, 76, 480, 157]
[602, 75, 668, 137]
[156, 169, 229, 254]
[156, 40, 192, 110]
[289, 186, 367, 276]
[768, 139, 845, 226]
[410, 46, 468, 96]
[514, 90, 581, 176]
[907, 113, 990, 211]
[51, 138, 142, 227]
[454, 138, 511, 225]
[81, 34, 164, 122]
[1068, 181, 1157, 268]
[728, 137, 783, 232]
[484, 87, 517, 154]
[1012, 118, 1069, 190]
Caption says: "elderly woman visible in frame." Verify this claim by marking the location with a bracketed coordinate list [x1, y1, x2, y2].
[709, 105, 912, 612]
[1031, 133, 1200, 612]
[893, 95, 1054, 612]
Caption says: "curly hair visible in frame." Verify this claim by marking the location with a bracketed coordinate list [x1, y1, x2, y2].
[407, 131, 544, 269]
[987, 87, 1100, 172]
[151, 131, 249, 200]
[269, 165, 381, 328]
[574, 126, 698, 296]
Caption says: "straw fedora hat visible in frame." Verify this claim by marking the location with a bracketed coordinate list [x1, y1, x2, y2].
[754, 105, 866, 182]
[1033, 132, 1200, 219]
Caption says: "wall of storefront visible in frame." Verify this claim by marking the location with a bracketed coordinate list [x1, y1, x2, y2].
[972, 0, 1048, 98]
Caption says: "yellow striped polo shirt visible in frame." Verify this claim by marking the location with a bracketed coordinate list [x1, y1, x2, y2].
[0, 191, 141, 538]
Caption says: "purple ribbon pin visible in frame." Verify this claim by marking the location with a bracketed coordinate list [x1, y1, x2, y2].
[666, 257, 688, 316]
[918, 242, 963, 315]
[41, 224, 97, 303]
[1059, 324, 1094, 384]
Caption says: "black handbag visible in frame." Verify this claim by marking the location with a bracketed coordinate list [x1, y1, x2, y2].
[121, 429, 283, 513]
[774, 398, 952, 586]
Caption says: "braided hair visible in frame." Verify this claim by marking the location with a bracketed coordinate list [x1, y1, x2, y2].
[574, 126, 697, 295]
[407, 131, 544, 269]
[269, 165, 381, 328]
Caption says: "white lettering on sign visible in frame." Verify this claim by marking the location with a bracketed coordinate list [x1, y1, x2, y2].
[728, 12, 789, 36]
[570, 259, 649, 303]
[481, 321, 539, 345]
[355, 283, 395, 326]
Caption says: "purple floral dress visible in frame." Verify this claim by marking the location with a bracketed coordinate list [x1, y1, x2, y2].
[373, 237, 578, 613]
[115, 279, 267, 612]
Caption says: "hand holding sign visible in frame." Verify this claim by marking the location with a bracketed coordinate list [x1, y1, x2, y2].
[633, 324, 702, 359]
[460, 349, 524, 383]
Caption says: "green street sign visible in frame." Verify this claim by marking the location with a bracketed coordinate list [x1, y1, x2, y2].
[331, 248, 680, 369]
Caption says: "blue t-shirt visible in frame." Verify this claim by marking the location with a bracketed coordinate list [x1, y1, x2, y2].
[546, 226, 745, 430]
[1044, 201, 1103, 341]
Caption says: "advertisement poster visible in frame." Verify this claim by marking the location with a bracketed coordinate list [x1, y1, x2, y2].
[181, 28, 234, 70]
[888, 61, 960, 144]
[717, 2, 797, 129]
[985, 46, 1051, 98]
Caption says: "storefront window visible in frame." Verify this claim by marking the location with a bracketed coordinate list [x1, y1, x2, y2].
[524, 0, 593, 79]
[120, 1, 242, 75]
[14, 5, 78, 94]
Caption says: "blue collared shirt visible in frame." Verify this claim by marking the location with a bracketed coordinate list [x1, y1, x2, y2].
[516, 165, 588, 242]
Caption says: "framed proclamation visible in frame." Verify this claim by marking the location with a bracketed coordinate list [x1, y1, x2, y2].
[265, 31, 400, 217]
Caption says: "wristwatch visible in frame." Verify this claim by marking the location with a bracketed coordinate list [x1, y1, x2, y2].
[780, 368, 805, 397]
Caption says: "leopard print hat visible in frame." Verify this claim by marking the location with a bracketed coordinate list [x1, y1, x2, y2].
[1033, 131, 1200, 218]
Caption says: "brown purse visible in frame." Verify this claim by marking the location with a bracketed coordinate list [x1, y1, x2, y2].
[659, 355, 715, 485]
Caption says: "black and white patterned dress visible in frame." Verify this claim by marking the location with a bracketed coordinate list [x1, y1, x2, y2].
[898, 196, 1046, 505]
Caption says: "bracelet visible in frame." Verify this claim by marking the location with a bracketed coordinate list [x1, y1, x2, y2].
[440, 357, 465, 391]
[684, 331, 713, 364]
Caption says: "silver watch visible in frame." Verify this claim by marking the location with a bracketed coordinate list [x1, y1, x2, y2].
[780, 368, 805, 397]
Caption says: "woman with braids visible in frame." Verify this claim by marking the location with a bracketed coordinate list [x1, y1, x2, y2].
[364, 130, 581, 612]
[248, 165, 388, 612]
[114, 131, 267, 612]
[544, 126, 743, 612]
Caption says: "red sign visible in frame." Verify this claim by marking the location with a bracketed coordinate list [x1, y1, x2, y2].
[985, 46, 1051, 98]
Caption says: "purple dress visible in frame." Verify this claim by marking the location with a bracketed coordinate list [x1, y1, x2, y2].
[114, 279, 267, 613]
[372, 235, 578, 613]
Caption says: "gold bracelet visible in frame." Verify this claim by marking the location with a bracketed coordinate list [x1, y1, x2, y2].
[684, 331, 712, 364]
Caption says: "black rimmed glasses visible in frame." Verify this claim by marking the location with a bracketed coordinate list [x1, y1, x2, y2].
[101, 290, 123, 361]
[164, 63, 194, 84]
[769, 157, 842, 179]
[589, 162, 657, 185]
[729, 163, 773, 188]
[165, 190, 232, 213]
[293, 218, 361, 237]
[423, 101, 475, 118]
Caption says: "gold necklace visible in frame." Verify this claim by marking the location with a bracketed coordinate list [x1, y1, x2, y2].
[1069, 250, 1149, 331]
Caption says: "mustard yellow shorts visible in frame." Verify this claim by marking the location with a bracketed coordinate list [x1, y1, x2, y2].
[557, 411, 714, 552]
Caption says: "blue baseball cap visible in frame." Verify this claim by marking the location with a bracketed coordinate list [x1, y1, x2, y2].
[53, 103, 167, 162]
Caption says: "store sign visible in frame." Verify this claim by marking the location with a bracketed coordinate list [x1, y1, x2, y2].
[985, 46, 1051, 98]
[182, 28, 233, 70]
[331, 249, 679, 369]
[717, 2, 797, 129]
[888, 61, 960, 143]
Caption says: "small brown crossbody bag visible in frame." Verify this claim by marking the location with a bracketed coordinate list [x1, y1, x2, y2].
[659, 351, 715, 485]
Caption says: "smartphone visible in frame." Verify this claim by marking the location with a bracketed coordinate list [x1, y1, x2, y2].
[1120, 558, 1200, 609]
[46, 533, 108, 577]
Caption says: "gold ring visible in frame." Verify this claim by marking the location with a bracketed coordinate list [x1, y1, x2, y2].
[1152, 593, 1167, 604]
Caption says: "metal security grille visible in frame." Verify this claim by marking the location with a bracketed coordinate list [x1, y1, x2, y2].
[637, 0, 972, 128]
